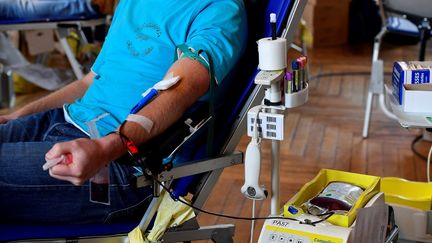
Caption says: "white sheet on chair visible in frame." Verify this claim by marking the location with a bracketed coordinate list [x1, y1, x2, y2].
[0, 32, 73, 90]
[0, 32, 28, 67]
[13, 64, 74, 90]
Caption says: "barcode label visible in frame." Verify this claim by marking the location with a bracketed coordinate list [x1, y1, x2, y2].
[267, 124, 276, 130]
[267, 131, 277, 138]
[267, 117, 276, 123]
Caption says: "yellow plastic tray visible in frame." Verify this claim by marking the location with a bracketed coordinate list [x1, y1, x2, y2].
[284, 169, 380, 227]
[381, 177, 432, 211]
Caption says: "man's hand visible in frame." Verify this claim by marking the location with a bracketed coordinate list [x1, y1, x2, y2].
[0, 113, 18, 124]
[46, 135, 124, 186]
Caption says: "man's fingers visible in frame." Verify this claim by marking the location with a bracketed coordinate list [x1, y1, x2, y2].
[50, 163, 76, 177]
[50, 162, 89, 185]
[49, 170, 83, 186]
[45, 138, 104, 186]
[0, 116, 10, 124]
[46, 143, 66, 160]
[45, 141, 76, 160]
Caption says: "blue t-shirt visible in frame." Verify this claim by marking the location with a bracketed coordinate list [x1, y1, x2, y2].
[65, 0, 247, 136]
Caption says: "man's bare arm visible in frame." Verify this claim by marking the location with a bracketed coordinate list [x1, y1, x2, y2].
[47, 58, 210, 185]
[0, 72, 94, 123]
[122, 58, 210, 145]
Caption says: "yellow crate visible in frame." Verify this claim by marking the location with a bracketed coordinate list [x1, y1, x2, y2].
[284, 169, 380, 227]
[381, 177, 432, 211]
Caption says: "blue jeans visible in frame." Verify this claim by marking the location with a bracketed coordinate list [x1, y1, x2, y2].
[0, 0, 97, 20]
[0, 108, 152, 224]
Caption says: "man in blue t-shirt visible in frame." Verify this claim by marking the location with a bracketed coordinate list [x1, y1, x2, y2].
[0, 0, 247, 224]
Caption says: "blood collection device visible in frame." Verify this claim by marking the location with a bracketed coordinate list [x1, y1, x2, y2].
[305, 182, 364, 215]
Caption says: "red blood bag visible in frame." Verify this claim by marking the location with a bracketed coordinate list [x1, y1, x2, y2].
[306, 182, 364, 215]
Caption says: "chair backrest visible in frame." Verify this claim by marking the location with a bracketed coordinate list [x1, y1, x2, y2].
[381, 0, 432, 19]
[0, 14, 104, 25]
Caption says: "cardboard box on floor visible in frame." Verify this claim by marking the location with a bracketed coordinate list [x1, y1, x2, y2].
[402, 84, 432, 113]
[303, 0, 350, 48]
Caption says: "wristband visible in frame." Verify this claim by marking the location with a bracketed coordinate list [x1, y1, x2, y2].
[108, 130, 139, 157]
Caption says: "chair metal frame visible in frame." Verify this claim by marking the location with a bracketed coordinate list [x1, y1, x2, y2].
[0, 17, 107, 80]
[362, 0, 432, 138]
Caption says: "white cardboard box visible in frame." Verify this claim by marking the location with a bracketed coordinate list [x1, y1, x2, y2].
[402, 84, 432, 113]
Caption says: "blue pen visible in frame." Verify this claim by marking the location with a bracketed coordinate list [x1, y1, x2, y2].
[292, 61, 299, 92]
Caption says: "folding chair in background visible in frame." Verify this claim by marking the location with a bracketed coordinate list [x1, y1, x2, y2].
[0, 14, 108, 80]
[362, 0, 432, 138]
[0, 0, 307, 242]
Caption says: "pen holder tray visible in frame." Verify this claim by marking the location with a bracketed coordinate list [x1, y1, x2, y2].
[284, 83, 308, 108]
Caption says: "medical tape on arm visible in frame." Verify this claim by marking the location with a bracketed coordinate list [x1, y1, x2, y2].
[126, 114, 154, 133]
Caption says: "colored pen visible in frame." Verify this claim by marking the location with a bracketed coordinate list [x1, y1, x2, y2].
[298, 60, 305, 90]
[297, 56, 308, 88]
[285, 71, 292, 94]
[292, 61, 299, 92]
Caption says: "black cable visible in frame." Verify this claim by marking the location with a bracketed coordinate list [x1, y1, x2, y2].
[121, 117, 338, 224]
[306, 212, 335, 226]
[114, 123, 299, 222]
[411, 134, 428, 161]
[125, 147, 343, 226]
[178, 197, 297, 221]
[153, 174, 338, 225]
[119, 131, 303, 223]
[152, 176, 300, 222]
[304, 208, 338, 225]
